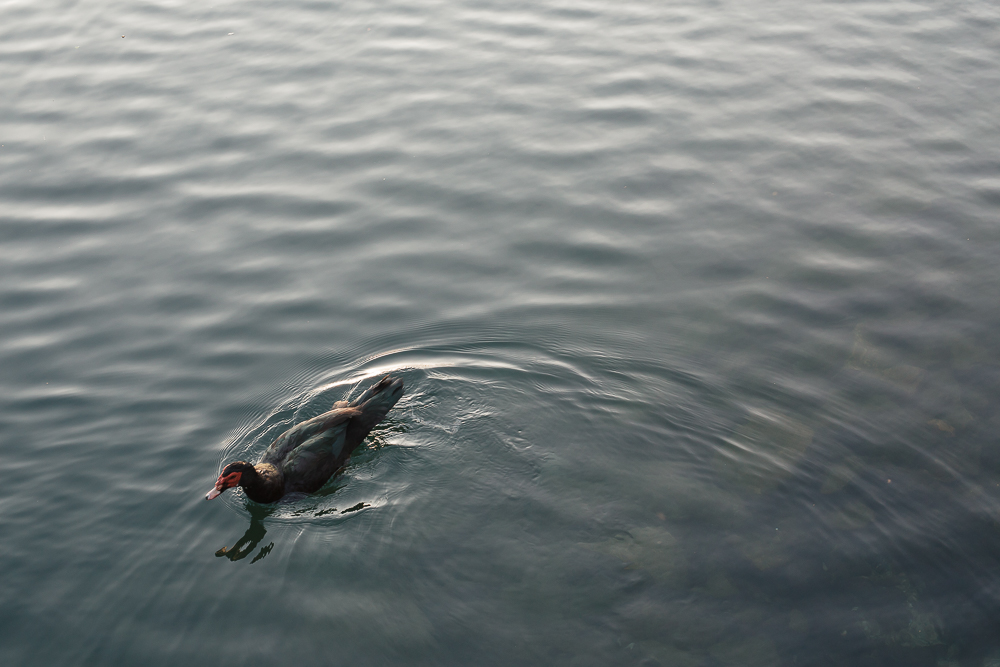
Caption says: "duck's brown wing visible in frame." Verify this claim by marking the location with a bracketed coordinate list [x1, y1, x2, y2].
[259, 406, 362, 467]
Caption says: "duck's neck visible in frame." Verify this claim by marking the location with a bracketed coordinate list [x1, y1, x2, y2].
[241, 463, 284, 504]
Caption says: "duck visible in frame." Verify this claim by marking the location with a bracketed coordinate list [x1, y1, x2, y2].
[206, 375, 404, 504]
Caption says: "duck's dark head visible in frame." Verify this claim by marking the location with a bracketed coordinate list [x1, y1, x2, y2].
[206, 461, 256, 500]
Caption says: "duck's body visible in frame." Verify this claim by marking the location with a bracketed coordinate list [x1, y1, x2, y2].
[207, 375, 404, 503]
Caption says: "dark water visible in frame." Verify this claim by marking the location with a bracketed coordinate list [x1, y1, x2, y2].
[3, 0, 1000, 664]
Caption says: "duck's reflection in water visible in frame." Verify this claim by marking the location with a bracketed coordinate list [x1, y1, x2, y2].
[216, 507, 274, 563]
[214, 500, 372, 562]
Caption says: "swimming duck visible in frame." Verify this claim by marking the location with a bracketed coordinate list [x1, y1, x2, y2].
[206, 375, 404, 504]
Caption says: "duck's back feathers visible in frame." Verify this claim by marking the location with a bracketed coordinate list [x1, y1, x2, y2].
[259, 406, 362, 467]
[280, 425, 350, 493]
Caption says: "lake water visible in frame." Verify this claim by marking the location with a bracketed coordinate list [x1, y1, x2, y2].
[3, 0, 1000, 664]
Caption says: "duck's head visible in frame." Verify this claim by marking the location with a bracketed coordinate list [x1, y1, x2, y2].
[206, 461, 255, 500]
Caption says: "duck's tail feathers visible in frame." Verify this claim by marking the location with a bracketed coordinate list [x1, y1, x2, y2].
[349, 375, 403, 408]
[345, 375, 404, 451]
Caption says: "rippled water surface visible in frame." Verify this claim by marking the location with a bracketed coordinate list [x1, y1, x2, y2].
[3, 0, 1000, 664]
